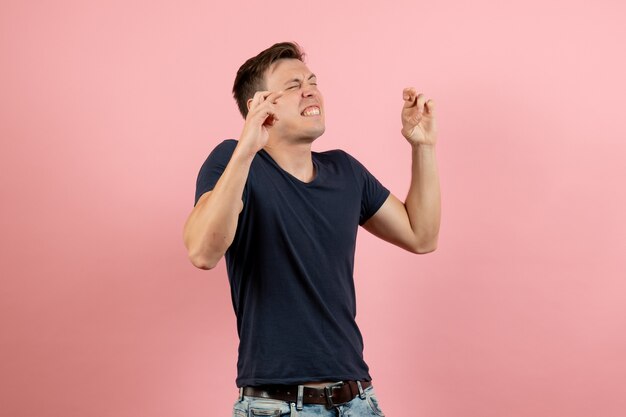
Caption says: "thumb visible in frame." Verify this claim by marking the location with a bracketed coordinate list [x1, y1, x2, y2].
[425, 99, 435, 114]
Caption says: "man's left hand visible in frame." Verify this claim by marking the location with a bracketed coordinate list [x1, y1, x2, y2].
[401, 87, 437, 147]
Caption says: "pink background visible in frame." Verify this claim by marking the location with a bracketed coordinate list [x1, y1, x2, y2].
[1, 1, 625, 416]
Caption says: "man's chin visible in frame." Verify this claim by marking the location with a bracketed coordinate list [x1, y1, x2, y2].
[294, 126, 325, 143]
[312, 125, 325, 138]
[306, 127, 325, 142]
[275, 123, 325, 143]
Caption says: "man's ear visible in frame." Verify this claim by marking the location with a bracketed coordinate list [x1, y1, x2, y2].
[247, 98, 253, 112]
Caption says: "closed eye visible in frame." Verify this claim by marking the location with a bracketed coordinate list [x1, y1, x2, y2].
[288, 83, 317, 89]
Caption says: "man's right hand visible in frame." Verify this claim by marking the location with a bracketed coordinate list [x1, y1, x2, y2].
[184, 91, 283, 270]
[238, 90, 284, 155]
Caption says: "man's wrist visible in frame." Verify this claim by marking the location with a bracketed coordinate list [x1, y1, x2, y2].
[411, 143, 436, 152]
[233, 142, 259, 162]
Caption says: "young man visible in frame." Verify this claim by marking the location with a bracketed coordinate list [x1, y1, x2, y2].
[183, 41, 440, 417]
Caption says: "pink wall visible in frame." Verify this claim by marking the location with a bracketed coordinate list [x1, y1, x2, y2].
[1, 0, 625, 416]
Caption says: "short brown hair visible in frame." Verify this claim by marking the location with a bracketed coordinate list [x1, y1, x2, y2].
[232, 41, 306, 119]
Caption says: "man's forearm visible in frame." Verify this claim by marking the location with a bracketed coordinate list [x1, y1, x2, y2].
[184, 144, 255, 269]
[405, 143, 441, 252]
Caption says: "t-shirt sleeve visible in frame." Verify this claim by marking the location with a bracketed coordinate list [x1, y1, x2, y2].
[343, 151, 391, 225]
[193, 139, 243, 207]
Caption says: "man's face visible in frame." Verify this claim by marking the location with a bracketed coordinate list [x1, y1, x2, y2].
[259, 58, 325, 143]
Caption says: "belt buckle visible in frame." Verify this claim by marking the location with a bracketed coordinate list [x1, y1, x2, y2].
[324, 381, 345, 409]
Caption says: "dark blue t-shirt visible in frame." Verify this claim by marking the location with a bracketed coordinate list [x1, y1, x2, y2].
[194, 139, 390, 387]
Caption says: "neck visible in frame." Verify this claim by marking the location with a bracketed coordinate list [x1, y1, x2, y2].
[263, 138, 316, 183]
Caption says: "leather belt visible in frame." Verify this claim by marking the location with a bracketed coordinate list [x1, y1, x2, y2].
[242, 380, 371, 409]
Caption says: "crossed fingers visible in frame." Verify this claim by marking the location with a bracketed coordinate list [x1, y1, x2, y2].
[250, 90, 284, 112]
[403, 87, 434, 114]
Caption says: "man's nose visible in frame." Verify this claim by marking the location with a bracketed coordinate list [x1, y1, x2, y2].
[302, 84, 317, 97]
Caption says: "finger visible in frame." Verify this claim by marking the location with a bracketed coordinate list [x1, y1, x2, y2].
[252, 91, 283, 111]
[402, 87, 410, 101]
[248, 91, 269, 112]
[257, 90, 283, 100]
[263, 109, 279, 125]
[257, 91, 283, 118]
[256, 101, 280, 123]
[265, 113, 278, 126]
[266, 90, 284, 103]
[255, 100, 276, 115]
[416, 93, 427, 114]
[425, 99, 435, 114]
[403, 87, 417, 99]
[402, 87, 418, 107]
[267, 104, 279, 121]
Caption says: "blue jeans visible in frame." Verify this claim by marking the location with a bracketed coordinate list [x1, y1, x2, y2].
[232, 384, 385, 417]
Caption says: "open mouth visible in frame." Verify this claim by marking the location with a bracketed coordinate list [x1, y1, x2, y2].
[301, 106, 321, 117]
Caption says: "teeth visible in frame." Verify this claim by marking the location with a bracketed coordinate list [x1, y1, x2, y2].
[302, 106, 320, 116]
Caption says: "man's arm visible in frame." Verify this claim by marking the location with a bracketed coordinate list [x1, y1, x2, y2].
[183, 90, 284, 270]
[183, 146, 254, 269]
[362, 144, 440, 253]
[362, 88, 440, 254]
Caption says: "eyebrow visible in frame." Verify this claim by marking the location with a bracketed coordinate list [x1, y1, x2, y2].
[283, 73, 317, 86]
